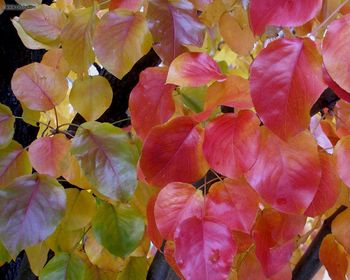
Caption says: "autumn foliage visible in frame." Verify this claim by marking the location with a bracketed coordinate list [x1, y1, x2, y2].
[2, 0, 350, 279]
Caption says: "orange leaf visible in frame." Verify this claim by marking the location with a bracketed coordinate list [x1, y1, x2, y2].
[332, 208, 350, 253]
[335, 136, 350, 188]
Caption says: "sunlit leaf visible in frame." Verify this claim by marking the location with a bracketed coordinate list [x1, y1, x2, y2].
[117, 256, 148, 280]
[139, 116, 209, 187]
[11, 62, 68, 111]
[26, 242, 50, 276]
[0, 103, 15, 149]
[92, 200, 144, 257]
[249, 0, 322, 35]
[250, 38, 326, 140]
[167, 52, 225, 87]
[147, 0, 205, 64]
[70, 76, 113, 121]
[109, 0, 142, 10]
[206, 178, 259, 233]
[71, 122, 138, 201]
[41, 48, 70, 77]
[93, 10, 152, 79]
[129, 67, 176, 139]
[246, 128, 321, 214]
[0, 174, 66, 257]
[174, 216, 236, 280]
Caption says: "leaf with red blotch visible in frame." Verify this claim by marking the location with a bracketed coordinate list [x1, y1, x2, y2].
[154, 183, 203, 240]
[204, 75, 253, 113]
[332, 208, 350, 253]
[249, 0, 322, 35]
[146, 195, 163, 249]
[335, 136, 350, 188]
[139, 116, 209, 187]
[0, 174, 66, 257]
[203, 110, 260, 178]
[250, 38, 326, 140]
[320, 234, 348, 280]
[246, 127, 322, 214]
[305, 153, 341, 217]
[206, 178, 259, 233]
[167, 52, 225, 87]
[0, 103, 15, 149]
[11, 63, 68, 111]
[252, 208, 305, 277]
[129, 67, 176, 140]
[28, 134, 71, 178]
[147, 0, 205, 65]
[323, 14, 350, 95]
[174, 216, 236, 280]
[109, 0, 142, 10]
[322, 66, 350, 103]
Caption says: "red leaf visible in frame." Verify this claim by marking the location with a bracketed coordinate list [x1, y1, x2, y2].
[163, 241, 185, 278]
[250, 38, 326, 140]
[237, 250, 266, 280]
[323, 14, 350, 94]
[203, 110, 261, 178]
[109, 0, 142, 10]
[335, 100, 350, 137]
[146, 195, 163, 249]
[246, 128, 321, 214]
[249, 0, 322, 35]
[252, 208, 305, 277]
[322, 66, 350, 103]
[129, 67, 175, 139]
[335, 136, 350, 188]
[139, 116, 209, 187]
[174, 217, 236, 280]
[206, 178, 259, 233]
[167, 52, 225, 87]
[154, 182, 203, 240]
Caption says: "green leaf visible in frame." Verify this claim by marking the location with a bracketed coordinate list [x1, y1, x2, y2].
[0, 103, 15, 149]
[0, 240, 11, 263]
[0, 174, 66, 257]
[92, 200, 144, 257]
[117, 257, 148, 280]
[0, 140, 32, 188]
[39, 252, 88, 280]
[71, 122, 138, 201]
[180, 86, 207, 113]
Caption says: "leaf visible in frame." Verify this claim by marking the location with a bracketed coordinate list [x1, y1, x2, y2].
[323, 14, 350, 94]
[250, 38, 326, 140]
[248, 0, 322, 35]
[246, 128, 321, 214]
[0, 174, 66, 257]
[322, 66, 350, 103]
[320, 234, 348, 280]
[237, 250, 265, 280]
[28, 134, 71, 178]
[129, 67, 176, 139]
[147, 0, 205, 64]
[70, 76, 113, 121]
[174, 216, 236, 280]
[109, 0, 142, 11]
[18, 4, 66, 45]
[154, 183, 203, 240]
[0, 103, 15, 148]
[62, 155, 92, 190]
[0, 141, 31, 188]
[139, 116, 209, 187]
[205, 178, 259, 233]
[167, 52, 225, 87]
[41, 48, 70, 77]
[71, 121, 138, 201]
[22, 104, 41, 126]
[304, 153, 341, 217]
[335, 100, 350, 137]
[39, 252, 88, 280]
[0, 240, 11, 263]
[332, 208, 350, 254]
[93, 10, 152, 79]
[146, 195, 163, 249]
[252, 208, 305, 277]
[26, 242, 50, 276]
[180, 86, 207, 113]
[92, 200, 144, 257]
[62, 189, 96, 231]
[117, 256, 148, 280]
[0, 0, 5, 15]
[309, 115, 334, 153]
[61, 7, 95, 74]
[15, 0, 41, 6]
[335, 136, 350, 188]
[11, 62, 68, 111]
[203, 110, 260, 178]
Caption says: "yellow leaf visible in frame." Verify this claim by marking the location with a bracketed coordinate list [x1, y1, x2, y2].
[26, 242, 50, 276]
[70, 76, 113, 121]
[62, 155, 93, 190]
[130, 234, 150, 257]
[41, 48, 70, 77]
[200, 0, 226, 27]
[130, 182, 157, 219]
[22, 105, 40, 127]
[45, 225, 84, 253]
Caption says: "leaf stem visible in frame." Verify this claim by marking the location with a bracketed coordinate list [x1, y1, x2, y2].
[111, 117, 131, 125]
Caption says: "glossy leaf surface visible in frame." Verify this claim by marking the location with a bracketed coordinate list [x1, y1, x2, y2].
[0, 103, 15, 149]
[250, 38, 326, 140]
[0, 174, 66, 257]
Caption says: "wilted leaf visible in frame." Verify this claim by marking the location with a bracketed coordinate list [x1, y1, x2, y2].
[11, 62, 68, 111]
[71, 121, 138, 201]
[139, 116, 209, 187]
[70, 76, 113, 121]
[93, 10, 152, 79]
[117, 256, 148, 280]
[129, 67, 175, 139]
[250, 38, 326, 140]
[92, 200, 144, 257]
[0, 103, 14, 148]
[26, 242, 49, 276]
[0, 174, 66, 257]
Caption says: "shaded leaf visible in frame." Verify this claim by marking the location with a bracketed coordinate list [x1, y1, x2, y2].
[322, 66, 350, 103]
[26, 242, 50, 276]
[0, 103, 15, 149]
[332, 207, 350, 253]
[335, 136, 350, 188]
[45, 225, 83, 253]
[0, 241, 11, 263]
[117, 256, 148, 280]
[0, 174, 66, 257]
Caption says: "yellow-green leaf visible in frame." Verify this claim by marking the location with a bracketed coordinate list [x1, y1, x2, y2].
[0, 103, 15, 148]
[93, 10, 152, 79]
[70, 76, 113, 121]
[22, 104, 41, 126]
[26, 242, 50, 276]
[45, 225, 83, 253]
[117, 257, 148, 280]
[0, 240, 11, 263]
